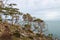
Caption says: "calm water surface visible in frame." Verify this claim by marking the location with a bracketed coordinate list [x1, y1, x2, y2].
[45, 21, 60, 38]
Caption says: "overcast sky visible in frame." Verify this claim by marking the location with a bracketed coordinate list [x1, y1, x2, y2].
[5, 0, 60, 21]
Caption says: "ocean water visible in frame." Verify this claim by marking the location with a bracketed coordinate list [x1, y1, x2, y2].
[45, 21, 60, 38]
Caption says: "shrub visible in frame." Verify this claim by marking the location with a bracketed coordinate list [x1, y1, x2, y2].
[13, 30, 20, 38]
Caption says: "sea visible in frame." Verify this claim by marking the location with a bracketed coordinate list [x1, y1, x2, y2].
[45, 21, 60, 38]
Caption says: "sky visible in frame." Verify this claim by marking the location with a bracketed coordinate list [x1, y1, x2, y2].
[4, 0, 60, 21]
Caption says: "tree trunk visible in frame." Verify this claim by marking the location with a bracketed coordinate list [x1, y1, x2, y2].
[11, 15, 14, 25]
[38, 22, 43, 35]
[5, 15, 7, 22]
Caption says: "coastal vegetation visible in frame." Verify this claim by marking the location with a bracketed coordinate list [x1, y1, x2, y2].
[0, 0, 57, 40]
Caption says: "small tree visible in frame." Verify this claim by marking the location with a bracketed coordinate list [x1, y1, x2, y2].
[23, 13, 33, 25]
[4, 4, 22, 24]
[33, 19, 45, 35]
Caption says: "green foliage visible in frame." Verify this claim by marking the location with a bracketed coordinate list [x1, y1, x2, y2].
[13, 30, 20, 38]
[8, 4, 17, 6]
[0, 16, 2, 21]
[24, 24, 31, 28]
[33, 18, 43, 22]
[48, 34, 53, 38]
[21, 37, 32, 40]
[23, 13, 33, 22]
[12, 36, 20, 40]
[24, 24, 31, 30]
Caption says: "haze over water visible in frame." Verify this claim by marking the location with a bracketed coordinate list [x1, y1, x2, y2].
[45, 21, 60, 38]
